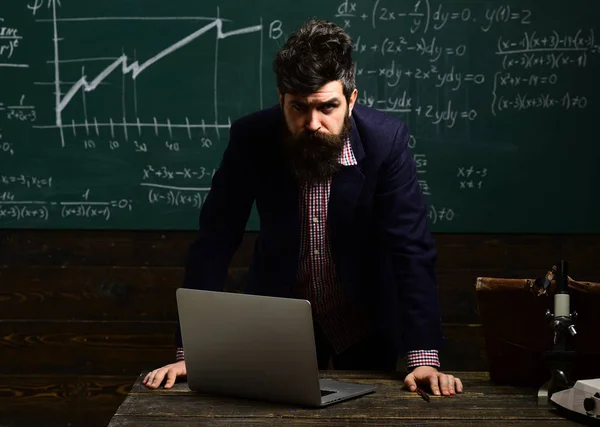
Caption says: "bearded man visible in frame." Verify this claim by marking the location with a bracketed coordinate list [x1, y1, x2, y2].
[143, 18, 463, 397]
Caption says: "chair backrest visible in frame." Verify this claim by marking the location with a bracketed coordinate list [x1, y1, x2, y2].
[475, 276, 600, 387]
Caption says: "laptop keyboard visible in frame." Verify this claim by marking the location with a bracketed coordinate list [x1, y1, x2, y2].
[320, 389, 336, 397]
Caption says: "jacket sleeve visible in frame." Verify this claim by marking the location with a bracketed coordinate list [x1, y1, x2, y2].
[175, 120, 257, 348]
[375, 123, 445, 352]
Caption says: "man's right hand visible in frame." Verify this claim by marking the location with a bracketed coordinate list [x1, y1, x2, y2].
[142, 360, 187, 389]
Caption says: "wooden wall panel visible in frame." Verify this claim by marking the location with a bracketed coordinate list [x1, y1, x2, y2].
[0, 230, 256, 268]
[0, 266, 183, 321]
[0, 266, 251, 322]
[0, 321, 175, 375]
[0, 266, 553, 325]
[0, 266, 485, 323]
[3, 231, 598, 276]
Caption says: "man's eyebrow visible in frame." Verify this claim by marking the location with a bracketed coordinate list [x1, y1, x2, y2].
[290, 97, 341, 107]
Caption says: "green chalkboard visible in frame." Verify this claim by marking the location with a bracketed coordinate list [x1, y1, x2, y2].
[1, 0, 599, 232]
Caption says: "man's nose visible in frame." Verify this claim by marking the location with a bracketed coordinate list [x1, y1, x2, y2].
[305, 110, 321, 132]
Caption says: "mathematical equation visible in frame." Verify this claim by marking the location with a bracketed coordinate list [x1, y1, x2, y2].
[147, 188, 209, 209]
[0, 95, 37, 123]
[494, 72, 559, 88]
[354, 36, 466, 61]
[0, 204, 49, 221]
[1, 174, 52, 188]
[337, 0, 532, 34]
[428, 205, 455, 224]
[142, 165, 216, 181]
[0, 198, 132, 221]
[358, 93, 477, 128]
[498, 29, 597, 54]
[358, 62, 485, 91]
[492, 92, 588, 115]
[501, 52, 590, 70]
[496, 29, 599, 71]
[334, 2, 599, 134]
[457, 166, 488, 190]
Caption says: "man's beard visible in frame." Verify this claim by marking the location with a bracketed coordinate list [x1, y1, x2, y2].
[282, 113, 353, 184]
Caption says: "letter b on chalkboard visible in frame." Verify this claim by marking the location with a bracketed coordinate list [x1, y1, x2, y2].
[269, 20, 283, 40]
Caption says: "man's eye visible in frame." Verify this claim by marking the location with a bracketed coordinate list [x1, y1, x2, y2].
[292, 104, 305, 111]
[321, 104, 336, 112]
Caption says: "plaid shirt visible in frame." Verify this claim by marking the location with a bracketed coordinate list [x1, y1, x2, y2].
[177, 137, 440, 370]
[294, 140, 371, 354]
[294, 138, 439, 369]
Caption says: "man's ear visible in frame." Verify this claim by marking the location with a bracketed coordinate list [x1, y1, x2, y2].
[348, 89, 358, 116]
[278, 90, 284, 109]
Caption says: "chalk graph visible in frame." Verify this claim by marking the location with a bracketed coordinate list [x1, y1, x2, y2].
[33, 0, 264, 146]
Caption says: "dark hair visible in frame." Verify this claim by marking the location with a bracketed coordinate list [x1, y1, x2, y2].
[273, 18, 355, 102]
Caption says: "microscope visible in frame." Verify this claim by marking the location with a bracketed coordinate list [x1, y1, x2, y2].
[537, 260, 578, 405]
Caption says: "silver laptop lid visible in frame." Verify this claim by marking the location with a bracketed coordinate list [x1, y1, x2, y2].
[176, 288, 323, 406]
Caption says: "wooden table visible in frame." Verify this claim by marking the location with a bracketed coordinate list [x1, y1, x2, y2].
[108, 371, 584, 426]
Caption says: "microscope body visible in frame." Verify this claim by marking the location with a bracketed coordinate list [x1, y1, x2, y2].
[538, 261, 578, 405]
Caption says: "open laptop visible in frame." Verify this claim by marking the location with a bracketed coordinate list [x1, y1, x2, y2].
[175, 288, 376, 407]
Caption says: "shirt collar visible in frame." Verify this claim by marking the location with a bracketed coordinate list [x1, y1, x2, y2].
[338, 137, 358, 166]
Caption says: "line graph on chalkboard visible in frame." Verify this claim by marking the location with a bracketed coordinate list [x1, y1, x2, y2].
[33, 0, 265, 147]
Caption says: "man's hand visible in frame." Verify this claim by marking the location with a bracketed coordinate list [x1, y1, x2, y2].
[404, 366, 463, 396]
[142, 360, 187, 389]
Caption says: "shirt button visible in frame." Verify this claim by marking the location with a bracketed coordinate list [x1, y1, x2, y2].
[314, 249, 320, 255]
[312, 217, 319, 223]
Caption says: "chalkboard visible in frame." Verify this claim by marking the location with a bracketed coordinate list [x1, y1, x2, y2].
[1, 0, 599, 232]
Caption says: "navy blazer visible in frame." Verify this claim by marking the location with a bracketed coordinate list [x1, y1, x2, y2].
[178, 103, 445, 356]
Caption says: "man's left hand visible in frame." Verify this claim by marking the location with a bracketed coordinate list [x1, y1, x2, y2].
[404, 366, 463, 396]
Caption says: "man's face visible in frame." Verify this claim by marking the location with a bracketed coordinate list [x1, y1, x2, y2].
[280, 81, 358, 183]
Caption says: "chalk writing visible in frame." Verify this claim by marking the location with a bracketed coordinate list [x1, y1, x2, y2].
[27, 0, 45, 17]
[142, 165, 217, 181]
[61, 199, 132, 221]
[0, 0, 597, 233]
[501, 52, 590, 70]
[358, 63, 484, 91]
[0, 20, 21, 60]
[492, 92, 587, 116]
[2, 95, 37, 122]
[494, 72, 559, 88]
[0, 198, 132, 221]
[428, 205, 455, 224]
[358, 1, 532, 33]
[0, 128, 14, 156]
[358, 93, 477, 128]
[498, 30, 596, 53]
[355, 36, 467, 61]
[0, 191, 15, 201]
[457, 166, 488, 190]
[415, 101, 477, 129]
[418, 180, 432, 196]
[0, 205, 49, 221]
[497, 29, 599, 70]
[413, 153, 427, 173]
[409, 135, 430, 199]
[481, 6, 532, 33]
[147, 188, 209, 209]
[1, 174, 52, 188]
